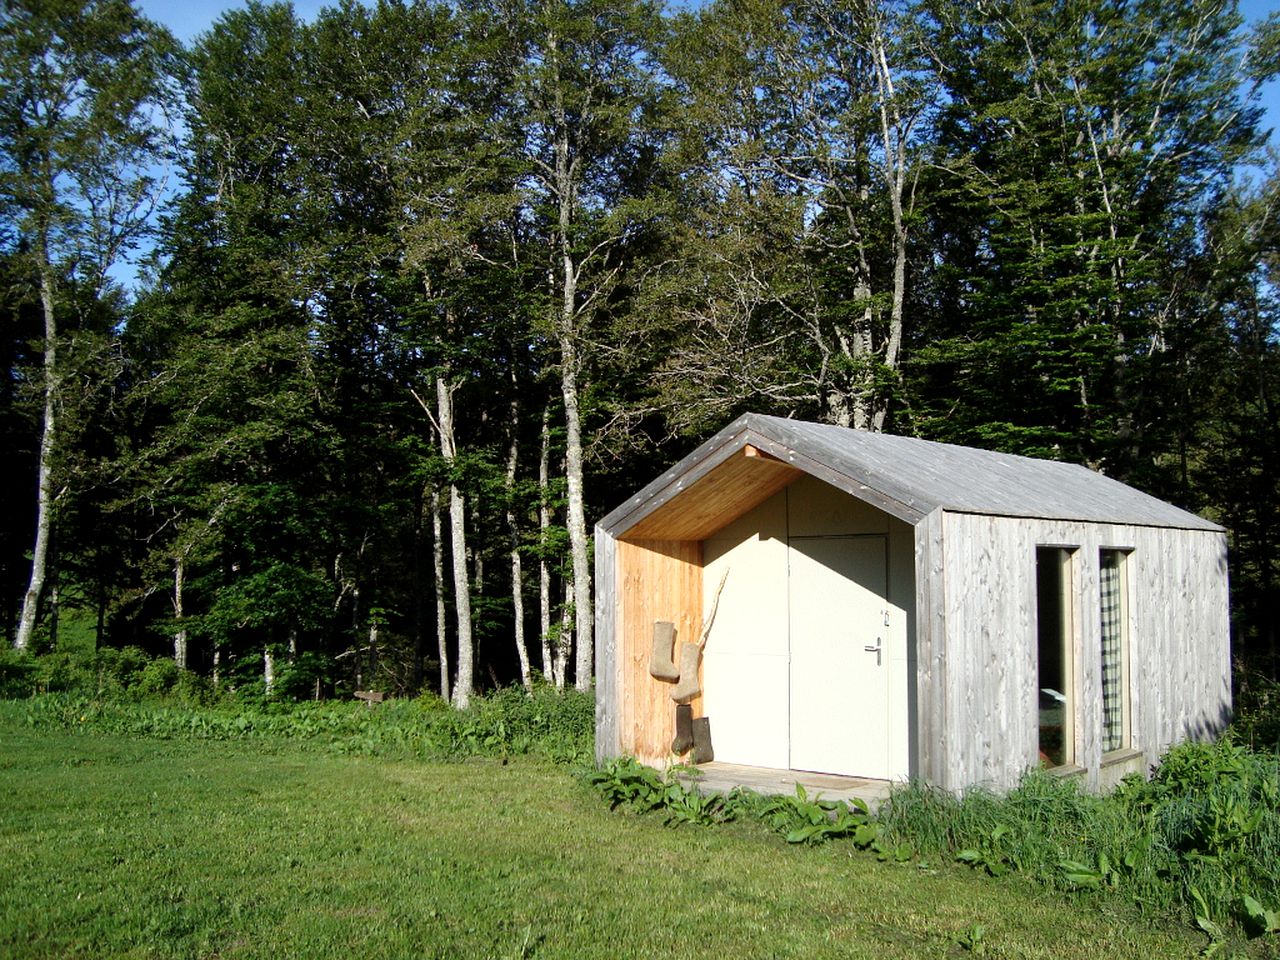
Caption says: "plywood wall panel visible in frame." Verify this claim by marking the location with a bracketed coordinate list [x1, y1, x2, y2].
[616, 538, 703, 767]
[621, 454, 800, 541]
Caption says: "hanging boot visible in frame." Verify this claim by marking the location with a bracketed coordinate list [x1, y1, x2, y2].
[691, 717, 714, 764]
[648, 621, 679, 682]
[670, 642, 702, 703]
[671, 703, 693, 754]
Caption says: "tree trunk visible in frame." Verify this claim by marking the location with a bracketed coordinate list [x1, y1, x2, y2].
[94, 584, 105, 652]
[551, 71, 593, 691]
[538, 405, 554, 683]
[507, 380, 531, 689]
[431, 487, 450, 702]
[263, 647, 275, 696]
[561, 355, 593, 690]
[173, 555, 188, 669]
[14, 257, 58, 652]
[411, 485, 425, 689]
[437, 373, 474, 708]
[47, 572, 59, 650]
[870, 21, 909, 434]
[556, 576, 572, 691]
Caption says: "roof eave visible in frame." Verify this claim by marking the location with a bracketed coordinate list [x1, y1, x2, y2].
[599, 414, 927, 539]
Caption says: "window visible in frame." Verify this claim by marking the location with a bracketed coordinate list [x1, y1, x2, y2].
[1036, 547, 1076, 767]
[1099, 549, 1131, 753]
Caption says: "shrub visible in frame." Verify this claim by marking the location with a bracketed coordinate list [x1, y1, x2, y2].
[134, 657, 182, 697]
[272, 651, 331, 701]
[0, 648, 38, 698]
[171, 669, 212, 704]
[33, 652, 83, 694]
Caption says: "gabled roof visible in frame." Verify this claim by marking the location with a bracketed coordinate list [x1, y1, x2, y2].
[600, 413, 1220, 540]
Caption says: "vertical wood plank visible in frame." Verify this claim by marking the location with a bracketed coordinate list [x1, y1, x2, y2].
[593, 527, 619, 763]
[914, 508, 947, 787]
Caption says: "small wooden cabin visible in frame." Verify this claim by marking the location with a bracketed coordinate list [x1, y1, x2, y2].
[594, 414, 1230, 793]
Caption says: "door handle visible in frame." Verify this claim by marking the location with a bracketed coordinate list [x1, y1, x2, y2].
[864, 637, 882, 666]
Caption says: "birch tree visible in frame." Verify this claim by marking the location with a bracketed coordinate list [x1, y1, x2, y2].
[394, 3, 527, 704]
[505, 368, 532, 689]
[508, 0, 668, 688]
[0, 0, 177, 650]
[651, 0, 932, 435]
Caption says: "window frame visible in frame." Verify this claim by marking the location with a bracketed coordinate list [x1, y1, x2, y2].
[1099, 547, 1133, 756]
[1035, 546, 1079, 770]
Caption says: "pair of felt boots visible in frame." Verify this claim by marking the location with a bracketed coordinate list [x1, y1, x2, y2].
[672, 703, 713, 762]
[649, 621, 701, 702]
[650, 621, 713, 761]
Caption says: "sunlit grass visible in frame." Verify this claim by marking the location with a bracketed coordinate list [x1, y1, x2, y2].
[0, 723, 1206, 959]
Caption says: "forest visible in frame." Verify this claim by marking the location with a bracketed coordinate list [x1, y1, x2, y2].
[3, 0, 1280, 706]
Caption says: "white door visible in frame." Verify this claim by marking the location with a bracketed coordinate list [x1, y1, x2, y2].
[788, 535, 890, 778]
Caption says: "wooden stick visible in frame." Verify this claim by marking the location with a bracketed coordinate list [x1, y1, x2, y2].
[698, 568, 730, 650]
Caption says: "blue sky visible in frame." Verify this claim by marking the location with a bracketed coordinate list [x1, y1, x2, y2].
[139, 0, 326, 41]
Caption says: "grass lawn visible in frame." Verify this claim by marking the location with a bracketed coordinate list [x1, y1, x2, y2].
[0, 722, 1206, 959]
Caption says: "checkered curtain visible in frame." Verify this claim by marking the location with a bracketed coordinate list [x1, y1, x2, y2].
[1099, 552, 1125, 752]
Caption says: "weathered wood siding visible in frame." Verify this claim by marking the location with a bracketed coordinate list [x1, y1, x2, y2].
[914, 508, 948, 785]
[610, 538, 703, 767]
[919, 513, 1230, 792]
[594, 526, 619, 763]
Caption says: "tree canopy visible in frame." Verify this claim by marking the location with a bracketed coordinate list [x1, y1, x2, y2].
[3, 0, 1279, 689]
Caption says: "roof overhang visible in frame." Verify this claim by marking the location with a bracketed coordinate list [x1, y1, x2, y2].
[601, 418, 925, 541]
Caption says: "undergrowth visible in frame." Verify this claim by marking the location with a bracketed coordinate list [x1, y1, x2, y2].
[875, 741, 1280, 948]
[591, 745, 1280, 951]
[0, 684, 595, 764]
[587, 757, 912, 861]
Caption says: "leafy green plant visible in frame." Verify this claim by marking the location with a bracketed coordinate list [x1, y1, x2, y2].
[872, 838, 915, 863]
[756, 785, 879, 846]
[1191, 885, 1227, 944]
[587, 758, 735, 826]
[956, 824, 1015, 877]
[588, 757, 669, 812]
[661, 782, 735, 827]
[1059, 844, 1146, 891]
[1241, 895, 1280, 938]
[880, 742, 1280, 941]
[956, 923, 987, 955]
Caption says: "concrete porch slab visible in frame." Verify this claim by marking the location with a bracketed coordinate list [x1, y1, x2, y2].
[675, 760, 894, 811]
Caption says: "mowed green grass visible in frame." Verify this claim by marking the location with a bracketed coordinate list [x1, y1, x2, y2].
[0, 724, 1203, 959]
